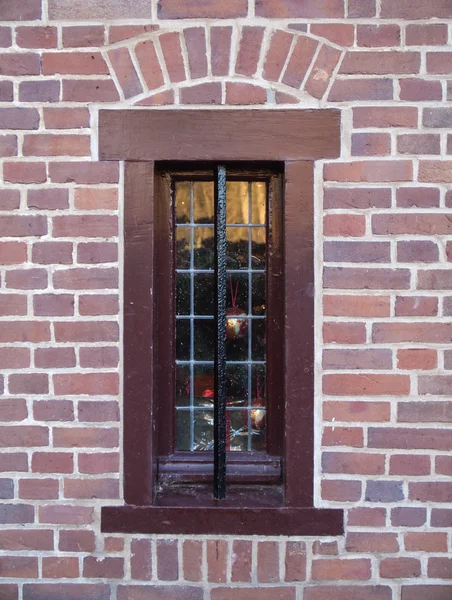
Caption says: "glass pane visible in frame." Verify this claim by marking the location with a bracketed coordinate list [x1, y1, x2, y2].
[176, 319, 190, 360]
[176, 227, 191, 269]
[194, 274, 214, 316]
[194, 181, 214, 224]
[226, 365, 248, 406]
[194, 364, 214, 406]
[252, 319, 265, 361]
[252, 273, 266, 316]
[175, 365, 190, 407]
[227, 227, 248, 270]
[176, 410, 190, 450]
[227, 181, 249, 224]
[193, 409, 214, 451]
[251, 227, 266, 269]
[228, 409, 248, 451]
[194, 227, 214, 270]
[194, 318, 214, 361]
[176, 273, 190, 315]
[175, 181, 190, 224]
[251, 181, 266, 224]
[226, 316, 248, 361]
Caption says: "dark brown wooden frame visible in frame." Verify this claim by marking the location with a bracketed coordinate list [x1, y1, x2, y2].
[99, 109, 343, 535]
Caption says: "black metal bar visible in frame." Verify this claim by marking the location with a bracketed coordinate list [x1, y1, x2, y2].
[214, 164, 227, 500]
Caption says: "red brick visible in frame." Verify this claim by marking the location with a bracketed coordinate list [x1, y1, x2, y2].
[0, 242, 27, 265]
[322, 426, 364, 448]
[0, 322, 50, 343]
[184, 27, 207, 79]
[77, 242, 117, 265]
[324, 401, 390, 423]
[43, 107, 90, 130]
[395, 296, 438, 317]
[135, 90, 174, 106]
[32, 452, 73, 474]
[381, 558, 420, 579]
[263, 30, 294, 81]
[59, 530, 95, 552]
[312, 541, 338, 555]
[78, 400, 119, 422]
[9, 373, 48, 395]
[212, 590, 293, 600]
[0, 556, 38, 579]
[45, 161, 114, 185]
[397, 349, 437, 370]
[33, 242, 72, 265]
[323, 349, 391, 370]
[369, 427, 452, 451]
[423, 107, 452, 128]
[78, 452, 119, 474]
[0, 190, 20, 211]
[39, 505, 93, 525]
[357, 25, 400, 47]
[182, 539, 202, 582]
[258, 541, 279, 583]
[210, 27, 232, 76]
[406, 24, 447, 46]
[104, 537, 124, 552]
[79, 294, 118, 316]
[236, 26, 264, 77]
[419, 376, 452, 395]
[324, 295, 390, 317]
[64, 478, 119, 499]
[54, 321, 118, 343]
[6, 268, 47, 290]
[83, 556, 124, 579]
[398, 134, 440, 155]
[282, 36, 317, 88]
[180, 82, 221, 105]
[53, 215, 118, 237]
[42, 557, 79, 579]
[108, 25, 157, 44]
[352, 133, 391, 157]
[19, 478, 58, 500]
[0, 134, 17, 157]
[23, 134, 90, 157]
[0, 294, 27, 316]
[109, 47, 142, 99]
[231, 540, 252, 582]
[160, 32, 185, 83]
[322, 479, 361, 501]
[399, 240, 439, 262]
[324, 267, 410, 290]
[207, 540, 227, 583]
[226, 82, 266, 104]
[312, 558, 371, 581]
[346, 533, 398, 553]
[347, 507, 386, 527]
[0, 108, 37, 130]
[62, 79, 120, 102]
[79, 347, 119, 369]
[428, 558, 452, 579]
[256, 0, 344, 17]
[341, 51, 420, 75]
[310, 24, 354, 46]
[62, 26, 105, 47]
[324, 374, 409, 396]
[54, 268, 118, 290]
[397, 187, 440, 208]
[0, 504, 34, 524]
[0, 27, 11, 48]
[54, 373, 119, 396]
[157, 539, 178, 581]
[159, 0, 247, 18]
[324, 241, 390, 263]
[400, 79, 442, 102]
[23, 584, 109, 600]
[411, 483, 452, 503]
[4, 162, 46, 184]
[19, 81, 60, 103]
[374, 214, 452, 235]
[131, 539, 153, 581]
[381, 0, 452, 17]
[33, 400, 74, 422]
[0, 453, 27, 472]
[391, 507, 427, 527]
[325, 160, 413, 183]
[275, 91, 299, 104]
[390, 455, 430, 476]
[28, 189, 69, 210]
[331, 78, 392, 102]
[53, 427, 118, 448]
[0, 530, 53, 551]
[322, 452, 385, 475]
[427, 53, 452, 75]
[0, 398, 28, 420]
[431, 509, 452, 527]
[135, 40, 164, 90]
[1, 1, 41, 20]
[399, 402, 452, 424]
[353, 106, 418, 128]
[0, 53, 40, 76]
[74, 188, 117, 210]
[323, 322, 366, 344]
[323, 214, 365, 237]
[42, 52, 108, 75]
[348, 0, 375, 16]
[33, 294, 74, 317]
[0, 81, 13, 102]
[419, 160, 452, 183]
[405, 532, 447, 553]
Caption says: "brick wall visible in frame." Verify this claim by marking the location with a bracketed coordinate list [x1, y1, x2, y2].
[0, 0, 452, 598]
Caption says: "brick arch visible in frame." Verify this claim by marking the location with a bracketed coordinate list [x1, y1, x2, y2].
[103, 25, 345, 106]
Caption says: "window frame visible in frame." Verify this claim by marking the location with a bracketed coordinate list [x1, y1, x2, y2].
[99, 109, 344, 535]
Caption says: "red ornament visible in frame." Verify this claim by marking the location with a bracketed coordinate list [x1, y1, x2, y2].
[226, 277, 248, 341]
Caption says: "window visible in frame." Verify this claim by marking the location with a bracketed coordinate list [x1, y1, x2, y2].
[99, 109, 344, 535]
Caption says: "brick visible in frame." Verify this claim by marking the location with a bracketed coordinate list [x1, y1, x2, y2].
[431, 509, 452, 527]
[64, 478, 119, 499]
[347, 507, 386, 527]
[78, 400, 119, 421]
[0, 504, 33, 524]
[0, 453, 28, 472]
[74, 188, 118, 210]
[444, 350, 452, 369]
[0, 530, 53, 551]
[321, 480, 361, 502]
[256, 0, 344, 17]
[324, 295, 390, 317]
[0, 294, 27, 316]
[312, 541, 338, 555]
[424, 108, 452, 128]
[50, 162, 118, 184]
[323, 214, 365, 236]
[348, 0, 375, 16]
[346, 533, 398, 553]
[324, 160, 412, 182]
[400, 79, 442, 102]
[420, 160, 452, 182]
[77, 242, 118, 264]
[181, 539, 202, 582]
[263, 30, 294, 81]
[39, 505, 93, 525]
[231, 540, 252, 582]
[398, 134, 440, 155]
[33, 400, 74, 422]
[374, 214, 452, 235]
[322, 452, 385, 475]
[54, 268, 118, 290]
[0, 53, 40, 76]
[396, 187, 440, 208]
[324, 401, 390, 423]
[0, 190, 20, 210]
[131, 539, 153, 581]
[109, 25, 157, 44]
[0, 81, 13, 102]
[389, 454, 430, 475]
[34, 294, 74, 317]
[391, 507, 427, 527]
[159, 0, 246, 18]
[43, 52, 108, 75]
[43, 107, 90, 129]
[157, 539, 178, 581]
[208, 27, 232, 77]
[0, 108, 39, 130]
[33, 242, 72, 265]
[19, 81, 60, 103]
[428, 558, 452, 579]
[323, 349, 391, 370]
[381, 558, 421, 579]
[160, 32, 185, 83]
[6, 268, 47, 290]
[62, 26, 105, 47]
[427, 53, 452, 75]
[32, 452, 73, 474]
[0, 556, 38, 578]
[23, 584, 109, 600]
[419, 376, 452, 395]
[411, 483, 452, 503]
[42, 557, 79, 579]
[0, 135, 17, 157]
[0, 322, 50, 343]
[54, 321, 118, 343]
[236, 26, 264, 77]
[181, 82, 221, 105]
[16, 26, 57, 49]
[9, 373, 48, 395]
[341, 51, 420, 75]
[24, 134, 90, 157]
[79, 347, 119, 369]
[104, 537, 124, 552]
[398, 240, 438, 263]
[79, 294, 118, 316]
[83, 556, 124, 579]
[444, 297, 452, 315]
[258, 541, 279, 583]
[135, 90, 174, 106]
[365, 480, 404, 502]
[78, 452, 119, 474]
[397, 349, 437, 370]
[207, 540, 227, 583]
[282, 36, 317, 88]
[62, 79, 120, 102]
[0, 28, 11, 48]
[0, 398, 28, 420]
[395, 296, 438, 317]
[28, 189, 69, 210]
[436, 456, 452, 475]
[357, 25, 400, 47]
[381, 0, 451, 18]
[323, 427, 363, 447]
[0, 478, 13, 499]
[406, 24, 448, 46]
[305, 43, 341, 100]
[109, 47, 142, 99]
[402, 586, 452, 600]
[19, 478, 58, 499]
[324, 241, 390, 263]
[135, 40, 164, 90]
[405, 532, 447, 553]
[4, 162, 46, 184]
[312, 558, 371, 581]
[53, 427, 118, 448]
[212, 590, 294, 600]
[324, 267, 410, 290]
[310, 24, 354, 46]
[351, 133, 391, 157]
[184, 27, 207, 79]
[399, 401, 452, 424]
[323, 322, 366, 344]
[369, 427, 452, 450]
[0, 586, 17, 600]
[0, 242, 27, 265]
[54, 373, 119, 396]
[353, 107, 418, 128]
[226, 82, 266, 105]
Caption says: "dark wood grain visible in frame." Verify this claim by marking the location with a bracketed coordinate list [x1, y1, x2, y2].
[99, 109, 341, 162]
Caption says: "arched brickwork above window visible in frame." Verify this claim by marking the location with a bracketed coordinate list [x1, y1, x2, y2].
[97, 26, 345, 106]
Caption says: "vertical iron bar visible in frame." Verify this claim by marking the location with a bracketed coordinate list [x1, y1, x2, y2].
[214, 165, 227, 499]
